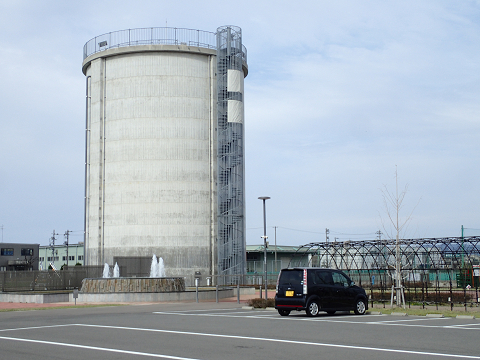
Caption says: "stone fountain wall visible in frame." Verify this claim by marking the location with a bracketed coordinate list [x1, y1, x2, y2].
[81, 277, 185, 293]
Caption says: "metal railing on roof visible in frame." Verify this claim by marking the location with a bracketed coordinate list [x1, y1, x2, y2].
[83, 27, 247, 63]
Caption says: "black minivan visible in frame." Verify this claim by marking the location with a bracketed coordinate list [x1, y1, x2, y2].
[275, 267, 368, 316]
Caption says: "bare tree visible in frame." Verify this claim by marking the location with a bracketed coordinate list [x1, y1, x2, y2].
[380, 166, 420, 307]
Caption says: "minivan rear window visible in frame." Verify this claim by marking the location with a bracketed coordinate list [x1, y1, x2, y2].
[279, 270, 303, 285]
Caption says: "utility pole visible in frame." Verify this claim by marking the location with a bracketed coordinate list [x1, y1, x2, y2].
[325, 229, 329, 268]
[64, 230, 71, 269]
[49, 230, 59, 268]
[461, 225, 465, 269]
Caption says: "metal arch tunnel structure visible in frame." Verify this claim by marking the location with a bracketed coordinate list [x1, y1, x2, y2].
[288, 237, 480, 304]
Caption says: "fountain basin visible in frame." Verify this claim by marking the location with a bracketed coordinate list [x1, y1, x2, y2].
[80, 277, 185, 293]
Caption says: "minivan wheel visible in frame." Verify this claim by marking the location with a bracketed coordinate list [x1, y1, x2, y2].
[354, 299, 366, 315]
[278, 309, 291, 316]
[306, 300, 320, 317]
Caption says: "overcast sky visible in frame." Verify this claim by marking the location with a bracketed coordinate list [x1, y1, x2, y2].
[0, 0, 479, 247]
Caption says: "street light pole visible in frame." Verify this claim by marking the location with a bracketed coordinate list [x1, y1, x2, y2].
[274, 226, 277, 272]
[64, 230, 70, 269]
[258, 196, 270, 300]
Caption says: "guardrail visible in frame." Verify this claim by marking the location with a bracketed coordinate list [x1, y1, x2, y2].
[83, 27, 215, 59]
[83, 27, 247, 64]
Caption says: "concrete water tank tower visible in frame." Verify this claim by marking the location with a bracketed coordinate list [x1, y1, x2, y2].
[82, 26, 247, 281]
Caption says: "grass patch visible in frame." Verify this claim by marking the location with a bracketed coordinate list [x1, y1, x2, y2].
[371, 303, 480, 317]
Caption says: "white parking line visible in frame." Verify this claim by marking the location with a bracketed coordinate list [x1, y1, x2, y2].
[0, 335, 201, 360]
[171, 311, 257, 316]
[74, 324, 480, 359]
[160, 308, 243, 313]
[368, 317, 449, 323]
[299, 318, 452, 328]
[0, 324, 74, 332]
[151, 310, 480, 330]
[153, 311, 374, 318]
[445, 323, 480, 329]
[1, 323, 479, 358]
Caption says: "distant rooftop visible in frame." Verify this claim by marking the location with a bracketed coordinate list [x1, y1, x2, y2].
[246, 245, 315, 253]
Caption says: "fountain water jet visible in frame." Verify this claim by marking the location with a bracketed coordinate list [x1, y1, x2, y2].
[113, 262, 120, 277]
[150, 255, 166, 277]
[150, 254, 158, 278]
[158, 257, 166, 277]
[102, 263, 110, 278]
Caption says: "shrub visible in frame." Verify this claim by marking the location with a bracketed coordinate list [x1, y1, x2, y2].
[247, 298, 275, 308]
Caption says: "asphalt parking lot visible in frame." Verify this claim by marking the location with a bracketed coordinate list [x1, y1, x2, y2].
[1, 302, 480, 360]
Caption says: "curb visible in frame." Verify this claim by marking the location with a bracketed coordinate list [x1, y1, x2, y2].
[426, 314, 444, 318]
[391, 312, 408, 316]
[367, 311, 383, 315]
[456, 315, 476, 319]
[241, 306, 276, 311]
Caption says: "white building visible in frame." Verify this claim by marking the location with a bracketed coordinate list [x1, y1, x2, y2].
[38, 243, 84, 270]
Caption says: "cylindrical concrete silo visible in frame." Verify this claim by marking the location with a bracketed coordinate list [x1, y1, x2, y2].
[82, 27, 248, 281]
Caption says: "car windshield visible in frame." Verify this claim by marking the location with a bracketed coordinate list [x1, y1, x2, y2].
[279, 270, 303, 285]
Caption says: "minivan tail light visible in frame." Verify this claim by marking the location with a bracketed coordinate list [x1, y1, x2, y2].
[303, 269, 308, 294]
[276, 272, 281, 294]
